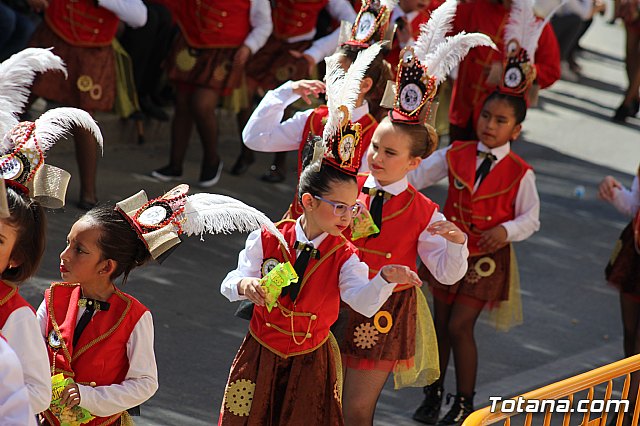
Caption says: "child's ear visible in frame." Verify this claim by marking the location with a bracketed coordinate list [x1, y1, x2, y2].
[8, 257, 22, 270]
[301, 193, 316, 211]
[407, 156, 422, 171]
[360, 76, 374, 95]
[510, 123, 522, 141]
[99, 259, 117, 277]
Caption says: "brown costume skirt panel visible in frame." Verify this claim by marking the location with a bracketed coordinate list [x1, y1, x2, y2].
[606, 222, 640, 301]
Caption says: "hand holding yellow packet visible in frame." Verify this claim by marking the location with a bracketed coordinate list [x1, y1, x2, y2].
[350, 205, 380, 240]
[260, 261, 298, 312]
[50, 373, 94, 426]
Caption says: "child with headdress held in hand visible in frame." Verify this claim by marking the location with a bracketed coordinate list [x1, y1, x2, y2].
[410, 0, 544, 422]
[338, 1, 494, 422]
[219, 58, 422, 424]
[0, 96, 103, 418]
[38, 184, 280, 425]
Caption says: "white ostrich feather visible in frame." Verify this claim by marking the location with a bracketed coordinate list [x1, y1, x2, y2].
[32, 107, 103, 154]
[0, 102, 18, 138]
[425, 32, 496, 85]
[181, 193, 288, 249]
[413, 0, 457, 61]
[504, 0, 551, 60]
[380, 0, 399, 12]
[322, 43, 382, 143]
[0, 48, 66, 118]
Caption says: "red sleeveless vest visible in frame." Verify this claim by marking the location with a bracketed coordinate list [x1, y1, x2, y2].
[272, 0, 329, 39]
[249, 220, 357, 357]
[352, 174, 438, 290]
[287, 106, 378, 219]
[42, 283, 148, 426]
[45, 0, 119, 47]
[175, 0, 251, 49]
[0, 281, 33, 329]
[443, 141, 532, 256]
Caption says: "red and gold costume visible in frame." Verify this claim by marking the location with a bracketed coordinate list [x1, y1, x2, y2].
[0, 281, 33, 328]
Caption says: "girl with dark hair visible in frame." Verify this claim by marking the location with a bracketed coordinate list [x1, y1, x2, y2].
[242, 2, 397, 219]
[219, 47, 422, 424]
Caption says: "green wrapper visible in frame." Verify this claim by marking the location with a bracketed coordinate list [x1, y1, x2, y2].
[50, 373, 95, 426]
[350, 207, 380, 240]
[260, 261, 299, 312]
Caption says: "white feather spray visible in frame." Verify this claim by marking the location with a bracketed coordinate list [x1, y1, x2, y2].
[31, 107, 103, 154]
[181, 193, 289, 249]
[504, 0, 562, 63]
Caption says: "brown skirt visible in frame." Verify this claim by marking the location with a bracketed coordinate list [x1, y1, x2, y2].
[218, 334, 343, 426]
[340, 288, 416, 371]
[29, 23, 115, 112]
[166, 34, 241, 94]
[425, 244, 511, 307]
[606, 223, 640, 299]
[244, 36, 312, 91]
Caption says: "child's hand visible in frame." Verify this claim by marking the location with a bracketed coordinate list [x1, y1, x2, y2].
[60, 383, 81, 408]
[238, 278, 267, 306]
[598, 175, 622, 202]
[427, 220, 466, 244]
[232, 45, 251, 69]
[290, 80, 325, 104]
[478, 226, 508, 253]
[381, 265, 422, 287]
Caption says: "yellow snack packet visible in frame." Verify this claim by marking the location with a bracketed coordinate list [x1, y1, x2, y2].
[50, 373, 95, 426]
[350, 206, 380, 240]
[260, 261, 299, 312]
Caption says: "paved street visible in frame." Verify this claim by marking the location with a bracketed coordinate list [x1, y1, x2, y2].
[18, 15, 640, 425]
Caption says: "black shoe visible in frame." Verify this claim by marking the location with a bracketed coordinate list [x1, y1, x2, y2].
[436, 394, 474, 426]
[198, 161, 223, 187]
[260, 165, 286, 183]
[230, 153, 255, 176]
[151, 165, 183, 182]
[140, 96, 169, 122]
[613, 102, 637, 123]
[413, 384, 444, 424]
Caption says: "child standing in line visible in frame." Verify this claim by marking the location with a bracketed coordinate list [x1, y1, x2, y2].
[218, 52, 421, 425]
[151, 0, 272, 187]
[0, 106, 103, 417]
[410, 0, 545, 422]
[339, 2, 493, 422]
[0, 334, 37, 426]
[243, 1, 396, 219]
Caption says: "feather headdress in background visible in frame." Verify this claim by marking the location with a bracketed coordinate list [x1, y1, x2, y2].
[341, 0, 398, 48]
[116, 184, 287, 261]
[384, 0, 495, 124]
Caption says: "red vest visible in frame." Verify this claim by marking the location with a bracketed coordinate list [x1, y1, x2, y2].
[0, 281, 33, 329]
[249, 220, 357, 358]
[272, 0, 329, 39]
[352, 175, 438, 291]
[45, 0, 119, 47]
[42, 283, 148, 426]
[175, 0, 251, 49]
[443, 141, 531, 256]
[287, 106, 378, 219]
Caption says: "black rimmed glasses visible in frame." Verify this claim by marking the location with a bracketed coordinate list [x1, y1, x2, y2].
[314, 196, 363, 217]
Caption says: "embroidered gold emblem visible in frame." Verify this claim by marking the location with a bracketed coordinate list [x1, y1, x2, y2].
[176, 48, 197, 72]
[76, 75, 93, 92]
[353, 322, 379, 349]
[225, 379, 255, 416]
[373, 311, 393, 334]
[474, 256, 496, 278]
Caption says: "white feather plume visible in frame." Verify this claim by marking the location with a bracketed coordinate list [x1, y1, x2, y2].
[504, 0, 547, 61]
[425, 32, 496, 85]
[32, 107, 103, 154]
[181, 193, 289, 249]
[380, 0, 399, 12]
[0, 48, 66, 118]
[322, 43, 383, 143]
[0, 102, 18, 138]
[413, 0, 458, 61]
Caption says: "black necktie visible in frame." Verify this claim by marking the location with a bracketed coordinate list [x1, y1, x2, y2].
[283, 241, 320, 301]
[475, 151, 497, 186]
[73, 298, 109, 346]
[363, 187, 392, 234]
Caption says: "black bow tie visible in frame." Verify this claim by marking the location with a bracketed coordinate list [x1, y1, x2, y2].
[362, 187, 392, 234]
[475, 151, 497, 186]
[282, 241, 320, 301]
[477, 151, 497, 161]
[78, 297, 110, 312]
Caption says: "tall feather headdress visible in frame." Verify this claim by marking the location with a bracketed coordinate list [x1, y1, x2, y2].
[341, 0, 398, 48]
[500, 0, 560, 95]
[320, 42, 383, 175]
[0, 107, 103, 208]
[383, 0, 495, 124]
[116, 184, 288, 261]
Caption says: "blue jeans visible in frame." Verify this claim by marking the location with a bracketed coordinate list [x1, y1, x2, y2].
[0, 3, 36, 60]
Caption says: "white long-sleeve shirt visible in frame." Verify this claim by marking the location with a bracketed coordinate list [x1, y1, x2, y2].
[221, 219, 397, 318]
[242, 80, 371, 168]
[0, 338, 37, 426]
[298, 0, 356, 63]
[36, 302, 158, 417]
[2, 306, 52, 414]
[408, 142, 541, 242]
[244, 0, 273, 55]
[611, 176, 640, 218]
[98, 0, 147, 28]
[362, 174, 469, 284]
